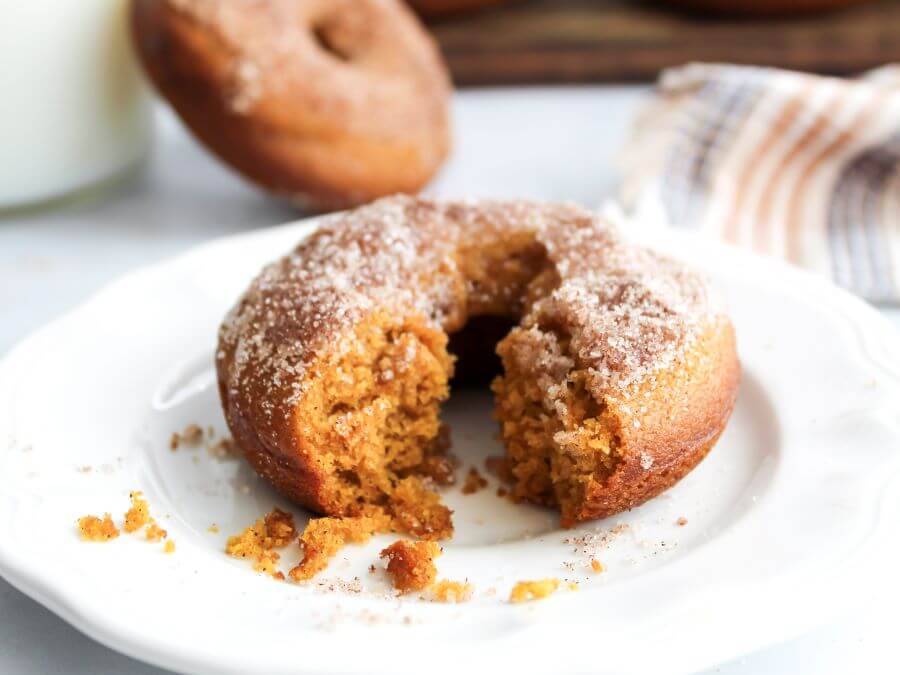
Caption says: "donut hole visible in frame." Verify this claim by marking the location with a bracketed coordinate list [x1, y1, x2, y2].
[311, 19, 354, 63]
[447, 315, 516, 389]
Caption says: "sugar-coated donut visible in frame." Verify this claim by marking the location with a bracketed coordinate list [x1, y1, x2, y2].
[216, 197, 740, 537]
[658, 0, 873, 14]
[131, 0, 452, 211]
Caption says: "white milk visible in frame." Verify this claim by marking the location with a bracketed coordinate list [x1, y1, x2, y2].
[0, 0, 152, 209]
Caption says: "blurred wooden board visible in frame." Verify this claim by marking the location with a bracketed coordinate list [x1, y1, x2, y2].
[428, 0, 900, 84]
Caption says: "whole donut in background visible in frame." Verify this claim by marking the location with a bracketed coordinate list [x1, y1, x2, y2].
[408, 0, 521, 17]
[131, 0, 452, 211]
[657, 0, 874, 15]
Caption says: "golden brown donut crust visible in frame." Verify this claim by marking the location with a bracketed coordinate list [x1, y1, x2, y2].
[131, 0, 452, 211]
[217, 197, 740, 532]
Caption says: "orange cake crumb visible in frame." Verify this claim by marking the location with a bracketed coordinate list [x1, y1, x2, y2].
[676, 516, 688, 526]
[590, 559, 605, 573]
[164, 540, 176, 554]
[145, 522, 167, 542]
[509, 578, 560, 603]
[461, 467, 488, 495]
[77, 514, 119, 541]
[289, 513, 390, 582]
[428, 579, 473, 603]
[123, 491, 150, 533]
[380, 540, 441, 593]
[208, 524, 220, 533]
[226, 508, 297, 578]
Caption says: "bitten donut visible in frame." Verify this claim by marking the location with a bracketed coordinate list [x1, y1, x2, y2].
[217, 197, 740, 537]
[131, 0, 452, 211]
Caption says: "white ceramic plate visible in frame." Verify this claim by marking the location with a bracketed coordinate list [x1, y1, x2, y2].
[1, 218, 899, 675]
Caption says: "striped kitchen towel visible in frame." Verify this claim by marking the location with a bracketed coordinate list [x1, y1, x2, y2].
[621, 63, 900, 304]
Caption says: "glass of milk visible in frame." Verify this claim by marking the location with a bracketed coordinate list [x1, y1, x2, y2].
[0, 0, 152, 211]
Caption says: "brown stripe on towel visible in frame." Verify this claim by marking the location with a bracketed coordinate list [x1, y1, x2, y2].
[721, 81, 818, 246]
[751, 87, 848, 255]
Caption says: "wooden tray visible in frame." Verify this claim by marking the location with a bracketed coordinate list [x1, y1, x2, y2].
[428, 0, 900, 84]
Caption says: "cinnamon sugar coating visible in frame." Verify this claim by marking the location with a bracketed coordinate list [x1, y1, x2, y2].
[217, 196, 739, 534]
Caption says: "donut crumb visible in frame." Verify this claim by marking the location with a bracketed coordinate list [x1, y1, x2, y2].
[145, 522, 168, 542]
[123, 491, 151, 533]
[226, 508, 297, 578]
[509, 578, 561, 603]
[380, 540, 441, 593]
[77, 514, 119, 541]
[461, 466, 488, 495]
[427, 579, 473, 603]
[289, 513, 390, 582]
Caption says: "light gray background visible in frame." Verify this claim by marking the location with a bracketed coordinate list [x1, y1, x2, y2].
[2, 88, 898, 674]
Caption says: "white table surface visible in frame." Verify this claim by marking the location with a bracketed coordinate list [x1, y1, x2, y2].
[1, 87, 898, 675]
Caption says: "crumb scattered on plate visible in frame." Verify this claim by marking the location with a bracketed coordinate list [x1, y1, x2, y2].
[461, 466, 488, 495]
[226, 508, 297, 578]
[289, 513, 389, 582]
[77, 514, 119, 541]
[78, 490, 175, 549]
[123, 491, 151, 533]
[509, 578, 561, 603]
[145, 522, 167, 542]
[380, 540, 441, 593]
[427, 579, 473, 603]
